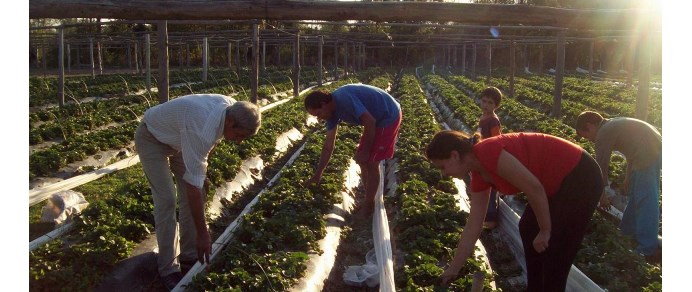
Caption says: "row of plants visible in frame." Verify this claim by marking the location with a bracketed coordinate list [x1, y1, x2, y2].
[29, 66, 332, 146]
[391, 73, 496, 290]
[28, 77, 334, 290]
[184, 69, 385, 289]
[28, 68, 331, 180]
[30, 66, 330, 109]
[508, 74, 662, 131]
[29, 69, 299, 146]
[29, 67, 245, 107]
[478, 75, 592, 127]
[425, 72, 661, 291]
[186, 123, 363, 290]
[30, 73, 146, 107]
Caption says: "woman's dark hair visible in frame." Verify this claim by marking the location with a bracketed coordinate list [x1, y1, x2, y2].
[304, 90, 333, 109]
[425, 130, 481, 160]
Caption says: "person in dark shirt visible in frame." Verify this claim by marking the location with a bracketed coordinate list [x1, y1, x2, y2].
[576, 111, 662, 258]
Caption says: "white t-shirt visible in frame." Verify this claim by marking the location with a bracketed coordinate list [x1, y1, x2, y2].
[143, 94, 235, 188]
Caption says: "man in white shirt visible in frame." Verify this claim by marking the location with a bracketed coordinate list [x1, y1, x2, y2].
[134, 94, 261, 290]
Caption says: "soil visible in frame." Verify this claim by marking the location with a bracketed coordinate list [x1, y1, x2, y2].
[322, 186, 380, 292]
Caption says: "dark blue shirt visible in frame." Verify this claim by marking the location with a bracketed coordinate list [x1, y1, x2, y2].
[326, 84, 401, 130]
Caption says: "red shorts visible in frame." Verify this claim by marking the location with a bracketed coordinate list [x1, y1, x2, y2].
[357, 111, 402, 162]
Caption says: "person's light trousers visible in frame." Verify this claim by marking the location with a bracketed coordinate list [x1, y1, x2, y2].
[134, 122, 198, 276]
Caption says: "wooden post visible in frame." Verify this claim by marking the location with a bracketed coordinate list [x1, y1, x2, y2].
[41, 44, 47, 75]
[448, 45, 453, 69]
[35, 47, 40, 68]
[470, 272, 485, 292]
[262, 41, 266, 71]
[202, 37, 208, 82]
[523, 44, 528, 72]
[89, 38, 95, 78]
[552, 30, 566, 118]
[235, 40, 240, 73]
[343, 41, 348, 76]
[157, 20, 169, 103]
[251, 22, 259, 104]
[97, 19, 103, 75]
[334, 40, 339, 80]
[318, 35, 323, 85]
[178, 44, 184, 68]
[626, 40, 635, 86]
[351, 42, 356, 73]
[636, 28, 651, 120]
[588, 40, 594, 80]
[127, 43, 131, 69]
[76, 45, 80, 68]
[293, 32, 300, 98]
[228, 42, 232, 69]
[462, 44, 466, 74]
[486, 41, 492, 84]
[510, 39, 516, 98]
[186, 43, 190, 68]
[57, 26, 65, 107]
[361, 44, 365, 70]
[135, 41, 140, 74]
[97, 42, 103, 75]
[66, 43, 71, 73]
[301, 38, 306, 68]
[145, 33, 151, 93]
[472, 43, 477, 79]
[538, 45, 544, 75]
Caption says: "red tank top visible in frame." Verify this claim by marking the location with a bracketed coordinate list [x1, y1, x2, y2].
[470, 132, 583, 197]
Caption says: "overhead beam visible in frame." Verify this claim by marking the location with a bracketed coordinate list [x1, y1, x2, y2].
[29, 1, 659, 31]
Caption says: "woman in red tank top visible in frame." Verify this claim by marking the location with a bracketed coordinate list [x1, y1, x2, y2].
[426, 130, 603, 291]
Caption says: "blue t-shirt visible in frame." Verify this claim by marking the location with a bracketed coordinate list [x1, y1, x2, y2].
[326, 84, 401, 130]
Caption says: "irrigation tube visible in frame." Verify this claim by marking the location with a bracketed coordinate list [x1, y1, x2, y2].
[373, 161, 395, 291]
[29, 155, 141, 206]
[29, 222, 74, 252]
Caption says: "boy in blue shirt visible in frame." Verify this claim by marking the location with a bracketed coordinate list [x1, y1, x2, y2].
[305, 83, 402, 219]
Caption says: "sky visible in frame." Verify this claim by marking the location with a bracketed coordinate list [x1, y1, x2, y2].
[10, 1, 686, 290]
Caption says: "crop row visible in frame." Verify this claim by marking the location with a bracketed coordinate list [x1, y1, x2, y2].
[392, 73, 495, 290]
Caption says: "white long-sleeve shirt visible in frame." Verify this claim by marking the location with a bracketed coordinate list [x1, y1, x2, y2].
[143, 94, 235, 188]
